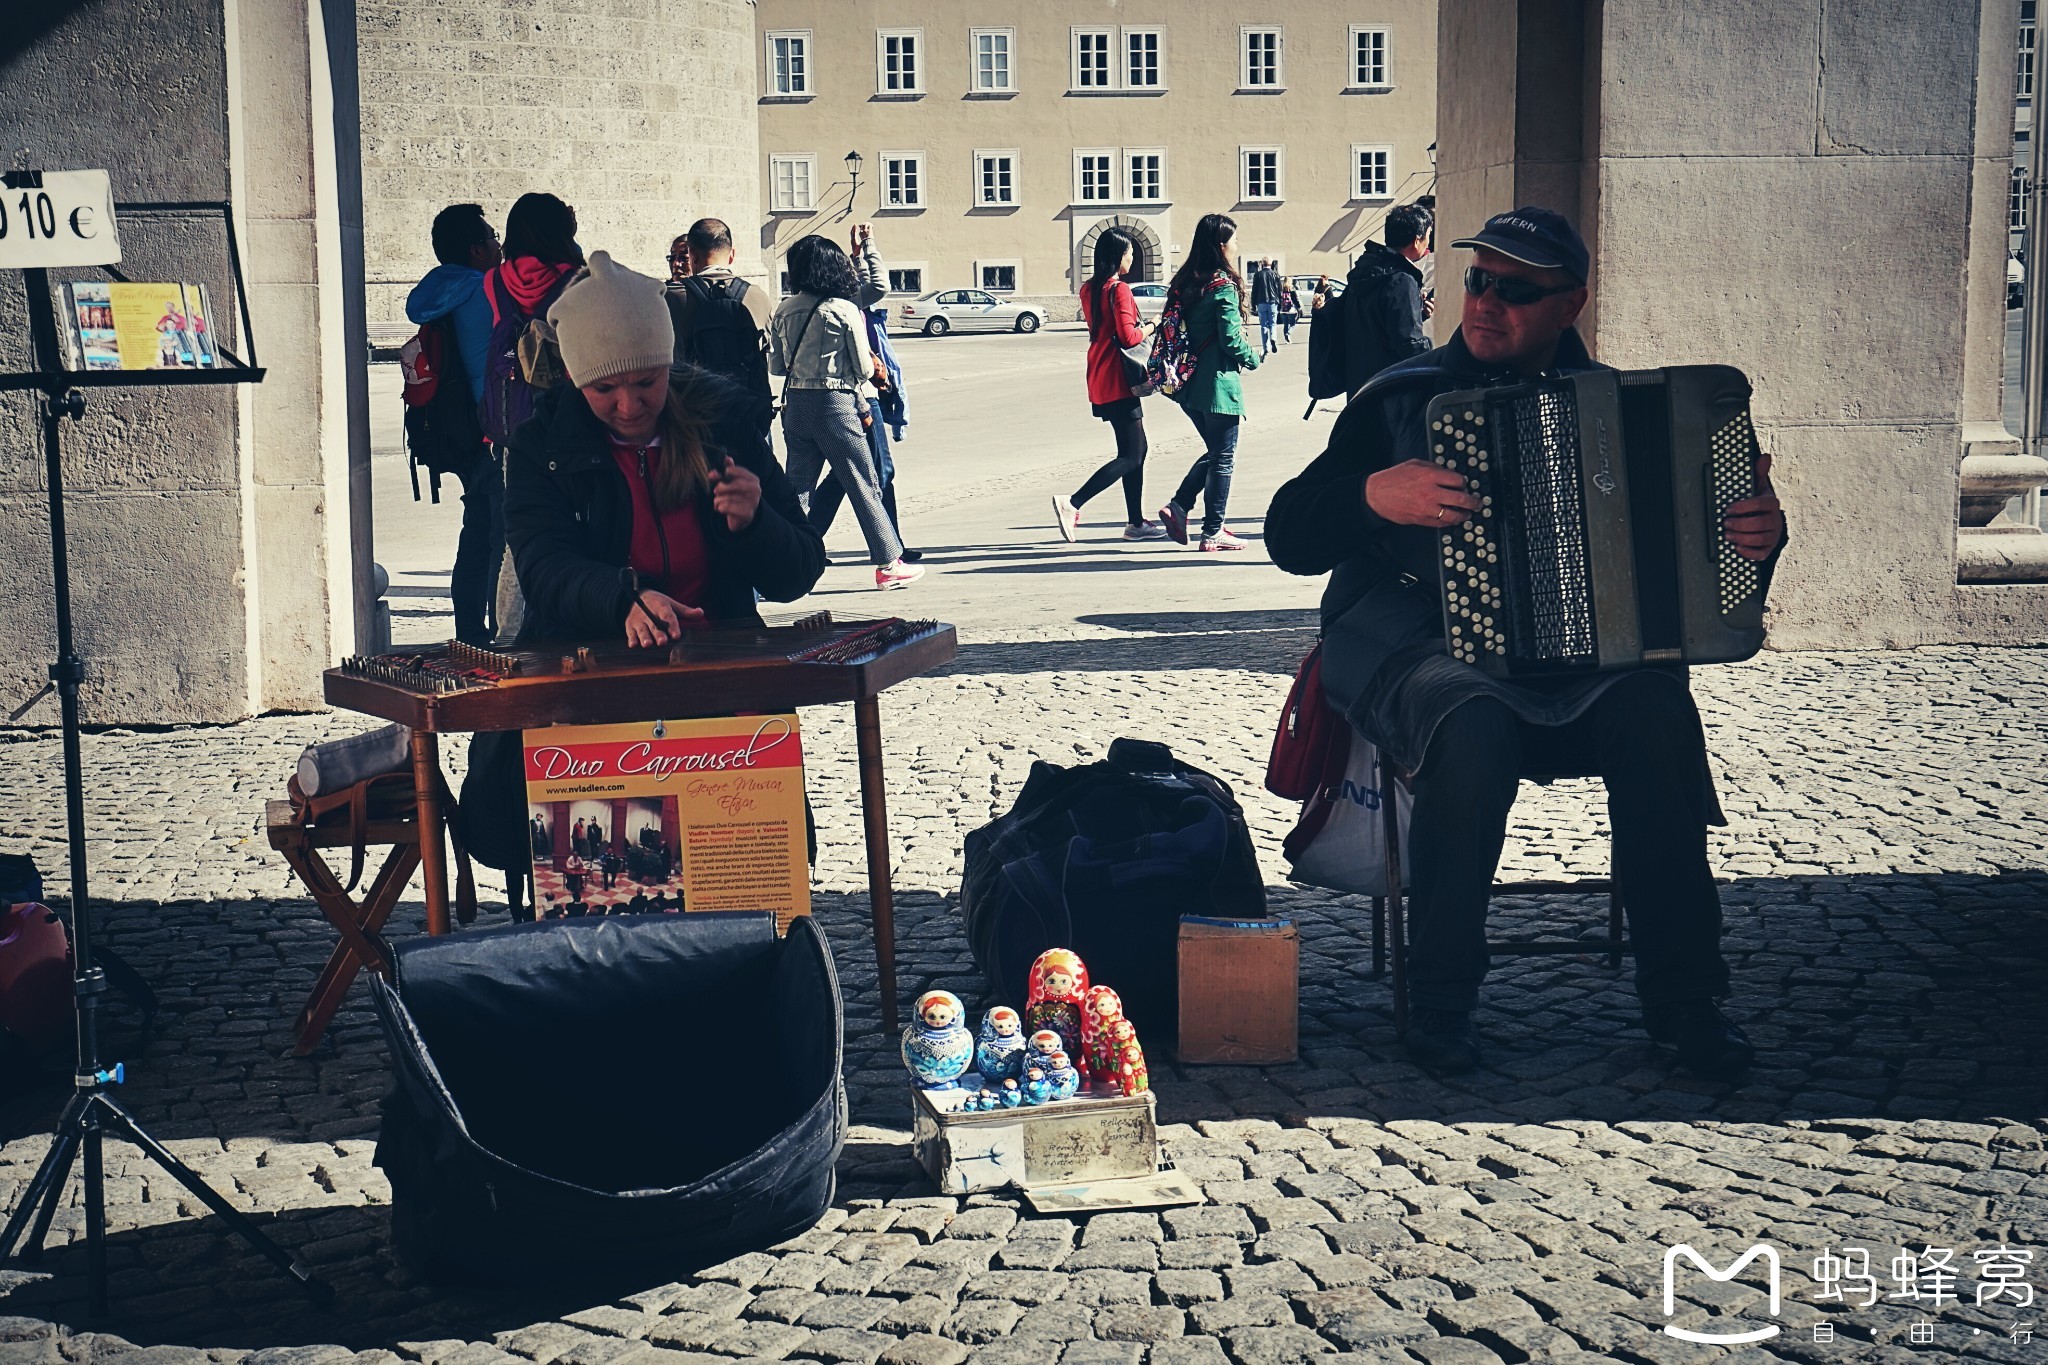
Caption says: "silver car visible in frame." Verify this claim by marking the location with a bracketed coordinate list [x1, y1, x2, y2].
[1129, 282, 1169, 320]
[899, 289, 1044, 336]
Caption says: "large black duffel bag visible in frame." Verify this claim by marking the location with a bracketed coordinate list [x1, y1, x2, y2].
[371, 911, 844, 1283]
[960, 738, 1266, 1043]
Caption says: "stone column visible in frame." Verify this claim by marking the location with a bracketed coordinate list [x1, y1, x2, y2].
[1436, 0, 2048, 648]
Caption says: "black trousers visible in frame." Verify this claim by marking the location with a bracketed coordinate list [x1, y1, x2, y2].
[1072, 408, 1149, 523]
[1405, 674, 1730, 1013]
[450, 445, 505, 647]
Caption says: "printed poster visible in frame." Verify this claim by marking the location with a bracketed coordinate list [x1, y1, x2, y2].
[522, 714, 809, 930]
[62, 281, 216, 371]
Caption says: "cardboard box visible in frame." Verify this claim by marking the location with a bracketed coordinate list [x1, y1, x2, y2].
[1177, 914, 1299, 1064]
[911, 1082, 1158, 1196]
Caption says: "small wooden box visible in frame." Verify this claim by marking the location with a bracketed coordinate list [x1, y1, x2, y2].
[911, 1083, 1159, 1196]
[1177, 914, 1299, 1065]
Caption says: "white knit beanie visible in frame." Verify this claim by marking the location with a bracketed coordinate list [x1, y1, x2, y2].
[547, 250, 675, 388]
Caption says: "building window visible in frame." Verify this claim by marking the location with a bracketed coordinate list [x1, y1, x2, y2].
[976, 150, 1018, 206]
[972, 27, 1015, 93]
[1350, 26, 1389, 88]
[1126, 29, 1162, 88]
[766, 31, 811, 96]
[887, 266, 925, 294]
[769, 154, 816, 212]
[1241, 26, 1282, 90]
[978, 262, 1020, 293]
[1241, 147, 1282, 201]
[1126, 149, 1165, 202]
[1075, 150, 1116, 203]
[1352, 145, 1393, 200]
[1074, 28, 1114, 89]
[2023, 4, 2037, 104]
[877, 29, 922, 95]
[880, 151, 924, 209]
[2014, 166, 2031, 234]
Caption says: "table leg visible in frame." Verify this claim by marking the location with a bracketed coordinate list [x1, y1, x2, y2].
[411, 730, 452, 937]
[854, 697, 900, 1033]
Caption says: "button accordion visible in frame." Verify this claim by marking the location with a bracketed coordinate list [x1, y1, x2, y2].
[1426, 365, 1769, 677]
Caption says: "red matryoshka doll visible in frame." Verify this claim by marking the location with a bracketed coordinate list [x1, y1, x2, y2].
[1024, 948, 1089, 1074]
[1110, 1018, 1149, 1095]
[1081, 985, 1128, 1082]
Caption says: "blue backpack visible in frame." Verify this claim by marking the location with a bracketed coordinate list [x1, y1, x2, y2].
[480, 269, 573, 444]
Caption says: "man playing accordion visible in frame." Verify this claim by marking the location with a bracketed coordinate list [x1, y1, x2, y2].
[1267, 207, 1786, 1080]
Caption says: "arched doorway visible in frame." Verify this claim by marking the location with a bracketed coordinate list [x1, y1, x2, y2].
[1074, 215, 1167, 288]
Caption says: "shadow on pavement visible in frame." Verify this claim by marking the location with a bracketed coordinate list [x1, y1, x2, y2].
[934, 626, 1315, 677]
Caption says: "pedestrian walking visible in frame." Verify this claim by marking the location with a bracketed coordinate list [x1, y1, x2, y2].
[1158, 214, 1262, 553]
[1051, 227, 1167, 543]
[1278, 281, 1302, 344]
[769, 234, 922, 589]
[811, 223, 922, 561]
[1250, 258, 1284, 356]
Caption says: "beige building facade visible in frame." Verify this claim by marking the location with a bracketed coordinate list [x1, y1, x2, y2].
[754, 1, 1437, 316]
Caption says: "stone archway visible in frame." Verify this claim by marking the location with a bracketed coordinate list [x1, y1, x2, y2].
[1075, 214, 1167, 288]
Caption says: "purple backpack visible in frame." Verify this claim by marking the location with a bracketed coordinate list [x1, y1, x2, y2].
[480, 269, 573, 444]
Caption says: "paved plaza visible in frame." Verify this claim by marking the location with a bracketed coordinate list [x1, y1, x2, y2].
[3, 340, 2047, 1362]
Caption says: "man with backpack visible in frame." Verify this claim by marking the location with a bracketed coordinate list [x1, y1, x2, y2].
[404, 203, 503, 645]
[1307, 204, 1434, 409]
[668, 217, 773, 433]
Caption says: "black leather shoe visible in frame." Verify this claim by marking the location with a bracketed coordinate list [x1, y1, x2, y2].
[1405, 1008, 1480, 1075]
[1644, 1000, 1755, 1081]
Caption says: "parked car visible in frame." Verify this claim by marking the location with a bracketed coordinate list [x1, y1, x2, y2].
[899, 289, 1044, 336]
[1292, 274, 1343, 302]
[1129, 282, 1169, 321]
[2011, 254, 2026, 310]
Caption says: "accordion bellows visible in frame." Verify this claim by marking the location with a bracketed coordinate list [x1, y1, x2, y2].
[1427, 365, 1769, 677]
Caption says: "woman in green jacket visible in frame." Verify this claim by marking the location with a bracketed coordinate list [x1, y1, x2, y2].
[1158, 213, 1262, 551]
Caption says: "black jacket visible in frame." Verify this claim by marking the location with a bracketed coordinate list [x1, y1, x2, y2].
[503, 366, 825, 642]
[1250, 267, 1284, 307]
[1334, 241, 1429, 398]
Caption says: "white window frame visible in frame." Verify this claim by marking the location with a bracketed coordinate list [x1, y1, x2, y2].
[2014, 166, 2031, 234]
[1072, 27, 1114, 91]
[975, 260, 1022, 294]
[1074, 148, 1117, 204]
[765, 30, 812, 97]
[2022, 14, 2037, 103]
[1348, 25, 1391, 89]
[878, 150, 925, 209]
[970, 26, 1016, 94]
[1240, 146, 1283, 202]
[1240, 26, 1283, 91]
[1124, 27, 1164, 90]
[876, 27, 924, 96]
[1125, 147, 1167, 203]
[1351, 144, 1394, 201]
[768, 153, 817, 213]
[886, 263, 928, 296]
[975, 148, 1019, 207]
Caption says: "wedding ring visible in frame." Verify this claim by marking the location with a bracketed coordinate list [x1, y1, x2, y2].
[1435, 507, 1446, 521]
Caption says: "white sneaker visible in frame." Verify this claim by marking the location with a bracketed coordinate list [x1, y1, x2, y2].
[1198, 529, 1248, 552]
[875, 559, 925, 589]
[1051, 494, 1079, 542]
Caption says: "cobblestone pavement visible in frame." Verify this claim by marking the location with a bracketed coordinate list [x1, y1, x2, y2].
[2, 619, 2046, 1363]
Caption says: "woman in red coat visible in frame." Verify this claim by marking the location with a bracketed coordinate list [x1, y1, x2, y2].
[1051, 229, 1169, 542]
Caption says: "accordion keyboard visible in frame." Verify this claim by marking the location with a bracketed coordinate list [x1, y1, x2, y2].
[1428, 405, 1507, 666]
[1710, 410, 1766, 614]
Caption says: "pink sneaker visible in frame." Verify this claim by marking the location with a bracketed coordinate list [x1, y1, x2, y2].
[1198, 529, 1248, 552]
[1158, 502, 1189, 545]
[875, 559, 925, 589]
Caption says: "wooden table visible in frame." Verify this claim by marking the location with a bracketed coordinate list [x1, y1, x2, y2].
[322, 622, 958, 1031]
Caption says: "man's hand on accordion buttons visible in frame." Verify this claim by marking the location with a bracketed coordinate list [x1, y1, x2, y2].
[1366, 459, 1482, 527]
[1723, 452, 1785, 562]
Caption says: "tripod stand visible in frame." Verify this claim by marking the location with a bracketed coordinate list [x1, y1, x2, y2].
[0, 236, 332, 1313]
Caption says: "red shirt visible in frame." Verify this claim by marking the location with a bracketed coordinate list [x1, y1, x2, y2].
[1080, 278, 1147, 407]
[609, 436, 711, 614]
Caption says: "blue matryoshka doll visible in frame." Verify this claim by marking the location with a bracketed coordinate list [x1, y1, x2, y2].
[975, 1005, 1027, 1081]
[901, 989, 974, 1090]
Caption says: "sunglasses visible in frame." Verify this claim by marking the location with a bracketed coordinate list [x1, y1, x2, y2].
[1464, 266, 1578, 307]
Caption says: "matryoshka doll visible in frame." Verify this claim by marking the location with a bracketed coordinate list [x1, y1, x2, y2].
[900, 989, 974, 1090]
[1081, 985, 1128, 1083]
[1111, 1018, 1149, 1095]
[1045, 1049, 1080, 1102]
[1024, 948, 1089, 1074]
[1020, 1064, 1052, 1106]
[975, 1006, 1027, 1081]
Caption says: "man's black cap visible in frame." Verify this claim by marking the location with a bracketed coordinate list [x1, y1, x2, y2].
[1450, 206, 1589, 283]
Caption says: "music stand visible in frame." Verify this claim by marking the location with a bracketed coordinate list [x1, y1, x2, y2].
[0, 182, 333, 1314]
